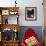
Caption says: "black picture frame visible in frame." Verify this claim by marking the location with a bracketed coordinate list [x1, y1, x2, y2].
[25, 7, 37, 21]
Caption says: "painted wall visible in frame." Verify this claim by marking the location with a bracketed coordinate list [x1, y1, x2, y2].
[18, 0, 44, 26]
[0, 0, 44, 26]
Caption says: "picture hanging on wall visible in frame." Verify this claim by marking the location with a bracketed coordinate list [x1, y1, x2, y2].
[25, 7, 37, 21]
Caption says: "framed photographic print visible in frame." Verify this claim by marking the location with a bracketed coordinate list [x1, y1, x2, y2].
[25, 7, 37, 21]
[2, 10, 9, 15]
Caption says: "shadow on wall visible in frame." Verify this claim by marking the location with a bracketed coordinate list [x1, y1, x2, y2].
[18, 26, 44, 45]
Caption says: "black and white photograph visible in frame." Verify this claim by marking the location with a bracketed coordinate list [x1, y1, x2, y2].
[25, 7, 37, 21]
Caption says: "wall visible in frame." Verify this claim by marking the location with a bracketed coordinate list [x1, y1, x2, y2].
[0, 0, 44, 26]
[18, 0, 44, 26]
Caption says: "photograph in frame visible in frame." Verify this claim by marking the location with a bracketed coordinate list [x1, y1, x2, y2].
[25, 7, 37, 21]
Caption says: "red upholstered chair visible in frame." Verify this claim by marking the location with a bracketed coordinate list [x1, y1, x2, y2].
[21, 28, 41, 46]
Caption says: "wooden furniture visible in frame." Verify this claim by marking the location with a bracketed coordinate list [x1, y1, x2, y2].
[0, 24, 19, 32]
[0, 41, 2, 46]
[43, 0, 46, 46]
[43, 0, 46, 26]
[0, 7, 19, 46]
[2, 41, 19, 46]
[0, 7, 19, 24]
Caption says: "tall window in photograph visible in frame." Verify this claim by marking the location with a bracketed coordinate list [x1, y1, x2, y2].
[25, 7, 37, 21]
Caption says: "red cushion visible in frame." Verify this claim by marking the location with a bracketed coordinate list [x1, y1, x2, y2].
[21, 28, 41, 46]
